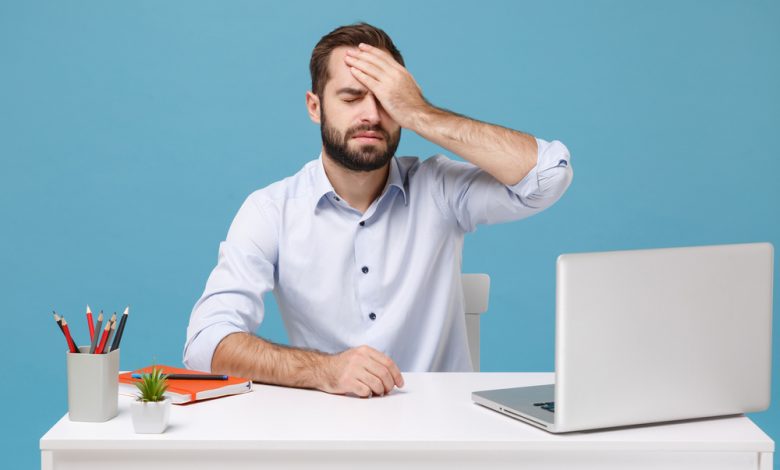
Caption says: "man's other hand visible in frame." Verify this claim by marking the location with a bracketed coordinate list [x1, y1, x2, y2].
[344, 43, 429, 130]
[321, 345, 405, 397]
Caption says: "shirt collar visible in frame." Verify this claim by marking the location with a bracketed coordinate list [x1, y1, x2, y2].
[312, 153, 336, 211]
[312, 153, 408, 213]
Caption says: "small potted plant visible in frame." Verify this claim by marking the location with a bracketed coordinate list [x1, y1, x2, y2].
[131, 367, 171, 433]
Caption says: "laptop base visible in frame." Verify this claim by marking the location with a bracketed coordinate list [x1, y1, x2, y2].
[472, 384, 557, 431]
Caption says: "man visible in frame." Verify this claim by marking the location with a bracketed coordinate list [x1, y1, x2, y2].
[184, 23, 573, 398]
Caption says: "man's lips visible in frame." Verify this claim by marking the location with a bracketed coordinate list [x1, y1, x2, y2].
[352, 132, 383, 140]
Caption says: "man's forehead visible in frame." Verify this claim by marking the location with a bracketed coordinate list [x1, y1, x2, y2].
[324, 46, 367, 94]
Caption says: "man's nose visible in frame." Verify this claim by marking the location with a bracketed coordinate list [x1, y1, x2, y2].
[359, 94, 382, 124]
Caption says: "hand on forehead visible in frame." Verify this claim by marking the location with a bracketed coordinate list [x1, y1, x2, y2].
[326, 46, 366, 93]
[329, 44, 399, 93]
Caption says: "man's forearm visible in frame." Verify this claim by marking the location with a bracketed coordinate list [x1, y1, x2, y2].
[410, 105, 538, 186]
[211, 332, 330, 389]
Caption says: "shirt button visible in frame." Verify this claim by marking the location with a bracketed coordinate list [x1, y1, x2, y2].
[369, 312, 376, 320]
[359, 221, 365, 226]
[334, 196, 340, 202]
[361, 266, 369, 274]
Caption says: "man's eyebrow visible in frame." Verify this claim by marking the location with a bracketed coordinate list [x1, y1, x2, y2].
[335, 87, 367, 96]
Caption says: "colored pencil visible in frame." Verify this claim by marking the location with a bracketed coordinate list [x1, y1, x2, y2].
[104, 313, 117, 348]
[61, 319, 79, 353]
[110, 306, 130, 352]
[86, 305, 94, 343]
[89, 311, 104, 353]
[102, 318, 116, 354]
[164, 374, 229, 380]
[130, 373, 229, 380]
[95, 322, 111, 354]
[52, 311, 64, 333]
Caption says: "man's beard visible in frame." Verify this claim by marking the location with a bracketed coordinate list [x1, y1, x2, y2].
[321, 110, 401, 172]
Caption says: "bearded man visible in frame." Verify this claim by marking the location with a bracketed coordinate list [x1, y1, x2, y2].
[184, 22, 573, 398]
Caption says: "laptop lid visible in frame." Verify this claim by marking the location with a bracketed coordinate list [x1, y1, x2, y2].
[554, 242, 773, 432]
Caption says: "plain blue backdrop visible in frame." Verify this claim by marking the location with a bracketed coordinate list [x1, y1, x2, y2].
[1, 0, 778, 467]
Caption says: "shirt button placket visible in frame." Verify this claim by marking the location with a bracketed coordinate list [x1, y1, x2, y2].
[355, 217, 374, 324]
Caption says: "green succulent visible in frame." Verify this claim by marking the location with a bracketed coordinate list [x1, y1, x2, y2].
[135, 367, 169, 402]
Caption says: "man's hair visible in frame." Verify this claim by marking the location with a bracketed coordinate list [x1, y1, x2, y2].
[310, 22, 405, 98]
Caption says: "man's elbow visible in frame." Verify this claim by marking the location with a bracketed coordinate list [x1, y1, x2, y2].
[519, 159, 573, 211]
[182, 333, 213, 373]
[536, 138, 573, 203]
[182, 346, 201, 372]
[543, 161, 574, 204]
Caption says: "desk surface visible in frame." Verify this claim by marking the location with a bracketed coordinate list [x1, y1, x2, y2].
[41, 372, 773, 453]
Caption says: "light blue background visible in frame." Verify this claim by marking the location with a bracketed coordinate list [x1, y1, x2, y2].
[1, 0, 778, 467]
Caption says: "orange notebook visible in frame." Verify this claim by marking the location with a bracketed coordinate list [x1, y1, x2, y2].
[118, 365, 252, 404]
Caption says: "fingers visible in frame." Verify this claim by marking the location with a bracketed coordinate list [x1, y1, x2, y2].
[357, 369, 387, 397]
[363, 356, 396, 395]
[344, 44, 406, 88]
[346, 59, 383, 84]
[352, 346, 399, 396]
[348, 66, 380, 91]
[366, 348, 404, 389]
[348, 379, 373, 398]
[329, 345, 404, 398]
[356, 42, 404, 71]
[344, 52, 384, 80]
[345, 47, 396, 76]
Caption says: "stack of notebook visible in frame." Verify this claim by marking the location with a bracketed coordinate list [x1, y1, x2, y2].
[119, 365, 252, 404]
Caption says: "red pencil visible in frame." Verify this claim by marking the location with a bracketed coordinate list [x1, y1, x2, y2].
[86, 305, 95, 343]
[61, 319, 79, 353]
[95, 322, 111, 354]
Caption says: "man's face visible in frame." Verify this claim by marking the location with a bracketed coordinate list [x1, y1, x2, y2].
[316, 46, 401, 172]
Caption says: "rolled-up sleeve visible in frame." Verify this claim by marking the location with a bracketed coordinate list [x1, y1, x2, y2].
[429, 137, 573, 232]
[183, 194, 278, 372]
[508, 137, 572, 209]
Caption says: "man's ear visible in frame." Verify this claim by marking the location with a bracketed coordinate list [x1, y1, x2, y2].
[306, 91, 321, 124]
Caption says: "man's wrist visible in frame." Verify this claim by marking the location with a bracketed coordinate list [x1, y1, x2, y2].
[310, 352, 335, 392]
[405, 101, 439, 134]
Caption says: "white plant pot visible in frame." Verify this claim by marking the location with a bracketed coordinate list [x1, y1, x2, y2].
[131, 398, 171, 434]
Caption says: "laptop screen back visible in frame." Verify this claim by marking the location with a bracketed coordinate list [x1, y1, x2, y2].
[554, 243, 773, 432]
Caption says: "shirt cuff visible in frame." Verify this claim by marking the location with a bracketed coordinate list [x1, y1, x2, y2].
[508, 137, 571, 196]
[183, 322, 245, 373]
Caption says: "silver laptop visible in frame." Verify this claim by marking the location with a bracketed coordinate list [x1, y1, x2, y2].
[473, 242, 774, 433]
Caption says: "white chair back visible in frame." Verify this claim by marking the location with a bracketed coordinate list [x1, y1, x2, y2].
[462, 273, 490, 371]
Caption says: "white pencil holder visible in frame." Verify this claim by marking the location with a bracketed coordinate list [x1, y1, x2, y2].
[66, 346, 119, 422]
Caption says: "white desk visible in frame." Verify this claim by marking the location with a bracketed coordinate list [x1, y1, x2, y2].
[41, 372, 774, 470]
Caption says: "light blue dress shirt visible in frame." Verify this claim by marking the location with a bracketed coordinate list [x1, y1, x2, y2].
[184, 137, 573, 372]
